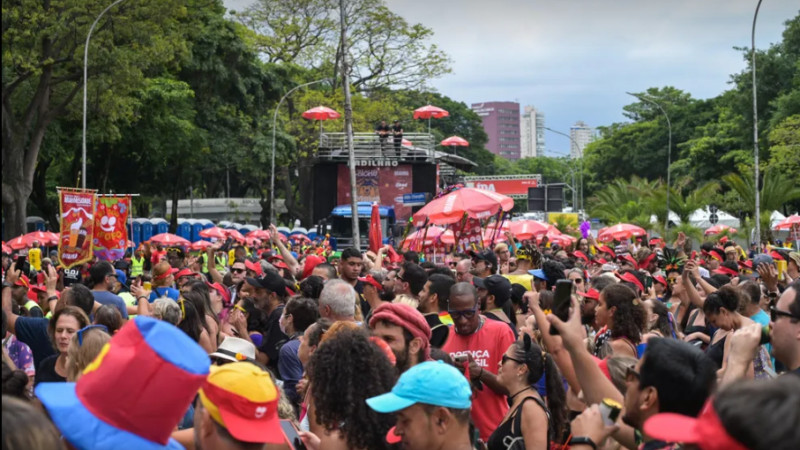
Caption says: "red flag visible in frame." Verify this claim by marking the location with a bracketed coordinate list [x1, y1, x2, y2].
[386, 246, 403, 263]
[369, 202, 383, 254]
[58, 189, 97, 269]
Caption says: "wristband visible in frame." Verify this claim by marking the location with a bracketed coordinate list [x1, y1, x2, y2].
[137, 296, 149, 303]
[47, 295, 59, 303]
[568, 437, 598, 450]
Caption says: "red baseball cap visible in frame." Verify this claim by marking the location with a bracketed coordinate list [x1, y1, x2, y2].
[358, 275, 384, 292]
[205, 281, 231, 305]
[644, 401, 748, 450]
[244, 260, 263, 276]
[154, 267, 179, 280]
[302, 255, 325, 280]
[653, 275, 667, 287]
[267, 254, 284, 262]
[571, 251, 589, 264]
[14, 275, 30, 289]
[175, 268, 195, 279]
[30, 285, 60, 298]
[578, 288, 600, 300]
[272, 261, 289, 270]
[619, 254, 638, 270]
[597, 244, 616, 258]
[617, 271, 644, 292]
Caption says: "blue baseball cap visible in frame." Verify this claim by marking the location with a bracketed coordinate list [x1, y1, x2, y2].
[366, 361, 471, 413]
[115, 269, 127, 286]
[528, 269, 549, 281]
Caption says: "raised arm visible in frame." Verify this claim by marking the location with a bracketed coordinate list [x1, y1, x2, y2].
[526, 291, 581, 394]
[682, 260, 707, 308]
[206, 244, 224, 284]
[2, 263, 20, 335]
[270, 224, 299, 274]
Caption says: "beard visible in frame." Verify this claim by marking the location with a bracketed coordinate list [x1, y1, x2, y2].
[395, 345, 412, 374]
[621, 410, 640, 430]
[581, 312, 595, 326]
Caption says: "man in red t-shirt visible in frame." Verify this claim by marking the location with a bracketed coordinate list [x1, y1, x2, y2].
[442, 282, 515, 442]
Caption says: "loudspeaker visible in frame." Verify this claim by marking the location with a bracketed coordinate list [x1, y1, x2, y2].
[547, 186, 564, 213]
[527, 187, 546, 212]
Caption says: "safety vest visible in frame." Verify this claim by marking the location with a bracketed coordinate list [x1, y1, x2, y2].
[201, 253, 226, 274]
[131, 256, 145, 277]
[25, 301, 42, 315]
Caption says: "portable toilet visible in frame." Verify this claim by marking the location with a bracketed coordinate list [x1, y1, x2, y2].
[176, 219, 191, 241]
[227, 222, 243, 230]
[218, 220, 232, 230]
[150, 218, 169, 235]
[186, 219, 201, 242]
[130, 218, 142, 247]
[26, 216, 46, 233]
[240, 224, 258, 236]
[197, 219, 214, 241]
[135, 218, 153, 243]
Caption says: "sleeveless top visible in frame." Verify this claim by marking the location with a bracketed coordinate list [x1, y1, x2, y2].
[706, 334, 727, 369]
[486, 396, 551, 450]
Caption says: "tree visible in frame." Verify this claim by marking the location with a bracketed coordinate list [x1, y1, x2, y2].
[765, 114, 800, 186]
[588, 177, 655, 230]
[2, 0, 190, 239]
[723, 167, 800, 240]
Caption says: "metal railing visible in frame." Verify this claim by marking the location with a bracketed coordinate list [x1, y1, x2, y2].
[317, 132, 436, 162]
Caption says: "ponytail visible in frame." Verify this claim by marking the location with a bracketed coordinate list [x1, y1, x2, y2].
[502, 299, 517, 332]
[543, 353, 567, 440]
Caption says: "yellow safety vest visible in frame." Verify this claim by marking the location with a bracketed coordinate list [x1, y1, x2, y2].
[25, 300, 42, 315]
[131, 256, 144, 277]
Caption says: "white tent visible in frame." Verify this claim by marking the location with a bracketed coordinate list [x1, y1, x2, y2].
[689, 208, 740, 229]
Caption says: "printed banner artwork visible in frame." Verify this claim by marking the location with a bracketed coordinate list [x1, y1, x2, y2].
[337, 165, 413, 221]
[58, 189, 97, 269]
[93, 196, 131, 261]
[452, 217, 483, 253]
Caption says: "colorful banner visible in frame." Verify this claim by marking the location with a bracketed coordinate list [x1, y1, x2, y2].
[337, 165, 413, 221]
[58, 189, 97, 269]
[451, 217, 483, 253]
[93, 196, 130, 261]
[464, 177, 540, 196]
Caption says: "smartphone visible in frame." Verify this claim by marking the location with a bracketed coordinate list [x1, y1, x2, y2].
[645, 276, 653, 290]
[549, 279, 574, 335]
[15, 255, 26, 271]
[222, 237, 234, 253]
[280, 420, 307, 450]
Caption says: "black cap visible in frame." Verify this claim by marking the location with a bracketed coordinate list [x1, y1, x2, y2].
[483, 275, 512, 304]
[245, 270, 286, 297]
[469, 249, 498, 272]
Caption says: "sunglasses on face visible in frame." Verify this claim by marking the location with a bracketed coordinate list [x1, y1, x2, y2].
[626, 365, 641, 383]
[770, 306, 799, 322]
[231, 268, 246, 274]
[571, 278, 583, 284]
[668, 278, 678, 285]
[501, 354, 524, 365]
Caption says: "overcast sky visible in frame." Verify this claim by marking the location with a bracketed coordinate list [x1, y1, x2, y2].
[224, 0, 798, 155]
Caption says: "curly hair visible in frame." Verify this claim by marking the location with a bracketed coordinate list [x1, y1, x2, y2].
[299, 275, 325, 300]
[542, 260, 566, 290]
[238, 298, 270, 335]
[603, 284, 645, 343]
[2, 360, 30, 400]
[309, 328, 397, 450]
[703, 286, 744, 316]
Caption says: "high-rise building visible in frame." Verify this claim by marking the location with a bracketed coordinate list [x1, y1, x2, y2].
[471, 101, 520, 160]
[570, 121, 594, 159]
[520, 105, 545, 158]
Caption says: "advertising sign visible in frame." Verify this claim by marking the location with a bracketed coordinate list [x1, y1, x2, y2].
[338, 165, 413, 221]
[451, 217, 483, 253]
[464, 176, 541, 197]
[402, 193, 427, 206]
[93, 196, 131, 261]
[58, 189, 96, 269]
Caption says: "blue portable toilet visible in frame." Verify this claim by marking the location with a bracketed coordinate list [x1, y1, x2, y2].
[176, 219, 191, 241]
[240, 224, 257, 236]
[151, 218, 168, 235]
[186, 219, 201, 242]
[197, 219, 213, 241]
[135, 218, 153, 243]
[26, 216, 46, 233]
[131, 219, 142, 247]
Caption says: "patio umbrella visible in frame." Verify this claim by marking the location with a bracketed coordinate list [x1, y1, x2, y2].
[199, 227, 227, 240]
[2, 243, 11, 254]
[189, 241, 213, 251]
[412, 187, 514, 225]
[510, 220, 554, 240]
[774, 214, 800, 230]
[43, 232, 60, 246]
[704, 224, 737, 236]
[149, 233, 190, 246]
[223, 229, 246, 242]
[7, 236, 31, 250]
[440, 136, 469, 156]
[413, 105, 449, 134]
[401, 226, 455, 250]
[24, 231, 51, 245]
[247, 229, 272, 240]
[244, 237, 262, 247]
[303, 106, 341, 141]
[597, 224, 647, 242]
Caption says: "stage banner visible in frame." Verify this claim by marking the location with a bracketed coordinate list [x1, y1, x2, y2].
[58, 189, 97, 269]
[452, 217, 483, 253]
[337, 165, 413, 221]
[93, 196, 130, 261]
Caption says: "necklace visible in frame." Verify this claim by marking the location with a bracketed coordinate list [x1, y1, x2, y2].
[507, 386, 532, 404]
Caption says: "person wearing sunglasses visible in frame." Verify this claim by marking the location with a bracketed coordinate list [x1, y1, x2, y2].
[442, 282, 515, 443]
[88, 261, 129, 319]
[567, 268, 586, 294]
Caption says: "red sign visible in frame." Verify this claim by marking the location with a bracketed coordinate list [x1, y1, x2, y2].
[451, 217, 483, 253]
[337, 165, 414, 221]
[465, 178, 539, 196]
[93, 196, 130, 261]
[58, 189, 96, 269]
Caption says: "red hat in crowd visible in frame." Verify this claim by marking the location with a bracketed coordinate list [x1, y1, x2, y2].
[175, 268, 195, 280]
[244, 260, 263, 276]
[578, 288, 600, 300]
[205, 281, 232, 305]
[597, 245, 616, 258]
[653, 275, 667, 287]
[713, 266, 738, 277]
[368, 303, 432, 360]
[358, 275, 384, 292]
[14, 275, 30, 290]
[644, 400, 749, 450]
[571, 251, 589, 264]
[617, 271, 644, 292]
[769, 250, 785, 261]
[272, 260, 289, 271]
[639, 253, 656, 269]
[738, 260, 753, 270]
[302, 255, 325, 280]
[154, 267, 178, 281]
[619, 254, 638, 270]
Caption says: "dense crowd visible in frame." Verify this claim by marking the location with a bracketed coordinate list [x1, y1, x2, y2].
[2, 227, 799, 450]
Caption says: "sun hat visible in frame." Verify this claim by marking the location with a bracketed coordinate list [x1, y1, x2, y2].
[36, 316, 210, 450]
[578, 288, 601, 300]
[199, 363, 286, 444]
[209, 337, 257, 363]
[244, 259, 263, 276]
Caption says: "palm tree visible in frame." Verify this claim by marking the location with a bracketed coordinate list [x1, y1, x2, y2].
[590, 177, 657, 230]
[723, 167, 800, 241]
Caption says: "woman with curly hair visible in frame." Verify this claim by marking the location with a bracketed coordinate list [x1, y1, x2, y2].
[593, 284, 645, 359]
[305, 328, 397, 450]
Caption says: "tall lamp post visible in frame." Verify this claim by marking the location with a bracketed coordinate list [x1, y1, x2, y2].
[270, 79, 329, 225]
[82, 0, 129, 189]
[626, 92, 672, 232]
[544, 127, 584, 215]
[752, 0, 763, 244]
[544, 149, 578, 210]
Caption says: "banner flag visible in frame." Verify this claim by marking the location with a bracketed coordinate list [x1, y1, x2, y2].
[58, 189, 97, 269]
[452, 217, 483, 253]
[93, 196, 130, 261]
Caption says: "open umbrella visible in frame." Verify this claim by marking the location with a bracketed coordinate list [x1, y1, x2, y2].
[440, 136, 469, 156]
[199, 227, 227, 240]
[290, 234, 310, 244]
[412, 187, 514, 225]
[369, 203, 383, 254]
[774, 214, 800, 230]
[247, 229, 271, 240]
[189, 240, 213, 251]
[245, 237, 262, 247]
[546, 231, 577, 247]
[510, 220, 554, 240]
[149, 233, 190, 246]
[2, 243, 11, 254]
[482, 229, 508, 245]
[402, 139, 413, 147]
[43, 232, 60, 246]
[704, 224, 737, 236]
[303, 106, 341, 141]
[597, 224, 647, 242]
[223, 229, 246, 242]
[413, 105, 449, 134]
[24, 231, 51, 245]
[401, 226, 455, 250]
[7, 236, 31, 250]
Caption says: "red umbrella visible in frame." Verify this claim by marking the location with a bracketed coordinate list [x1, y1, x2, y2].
[2, 243, 11, 254]
[774, 214, 800, 230]
[302, 106, 340, 120]
[704, 224, 737, 236]
[547, 231, 577, 247]
[245, 237, 262, 247]
[24, 231, 51, 245]
[290, 234, 310, 244]
[7, 236, 31, 250]
[441, 136, 469, 147]
[402, 139, 413, 147]
[597, 224, 647, 242]
[401, 227, 455, 249]
[149, 233, 190, 246]
[43, 232, 60, 246]
[510, 220, 554, 240]
[189, 240, 213, 251]
[223, 229, 246, 242]
[369, 203, 383, 254]
[482, 229, 508, 245]
[199, 227, 227, 240]
[247, 229, 271, 240]
[413, 105, 449, 134]
[412, 188, 514, 225]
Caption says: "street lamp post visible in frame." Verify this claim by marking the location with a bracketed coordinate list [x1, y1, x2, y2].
[543, 148, 578, 211]
[626, 92, 672, 232]
[753, 0, 763, 243]
[82, 0, 128, 189]
[544, 127, 584, 215]
[270, 79, 329, 225]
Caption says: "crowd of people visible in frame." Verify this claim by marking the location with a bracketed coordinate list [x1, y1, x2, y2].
[2, 225, 799, 450]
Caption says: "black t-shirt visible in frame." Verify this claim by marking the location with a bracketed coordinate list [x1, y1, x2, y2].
[424, 313, 450, 348]
[375, 124, 390, 135]
[259, 305, 288, 379]
[60, 267, 82, 287]
[34, 354, 66, 386]
[392, 124, 403, 138]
